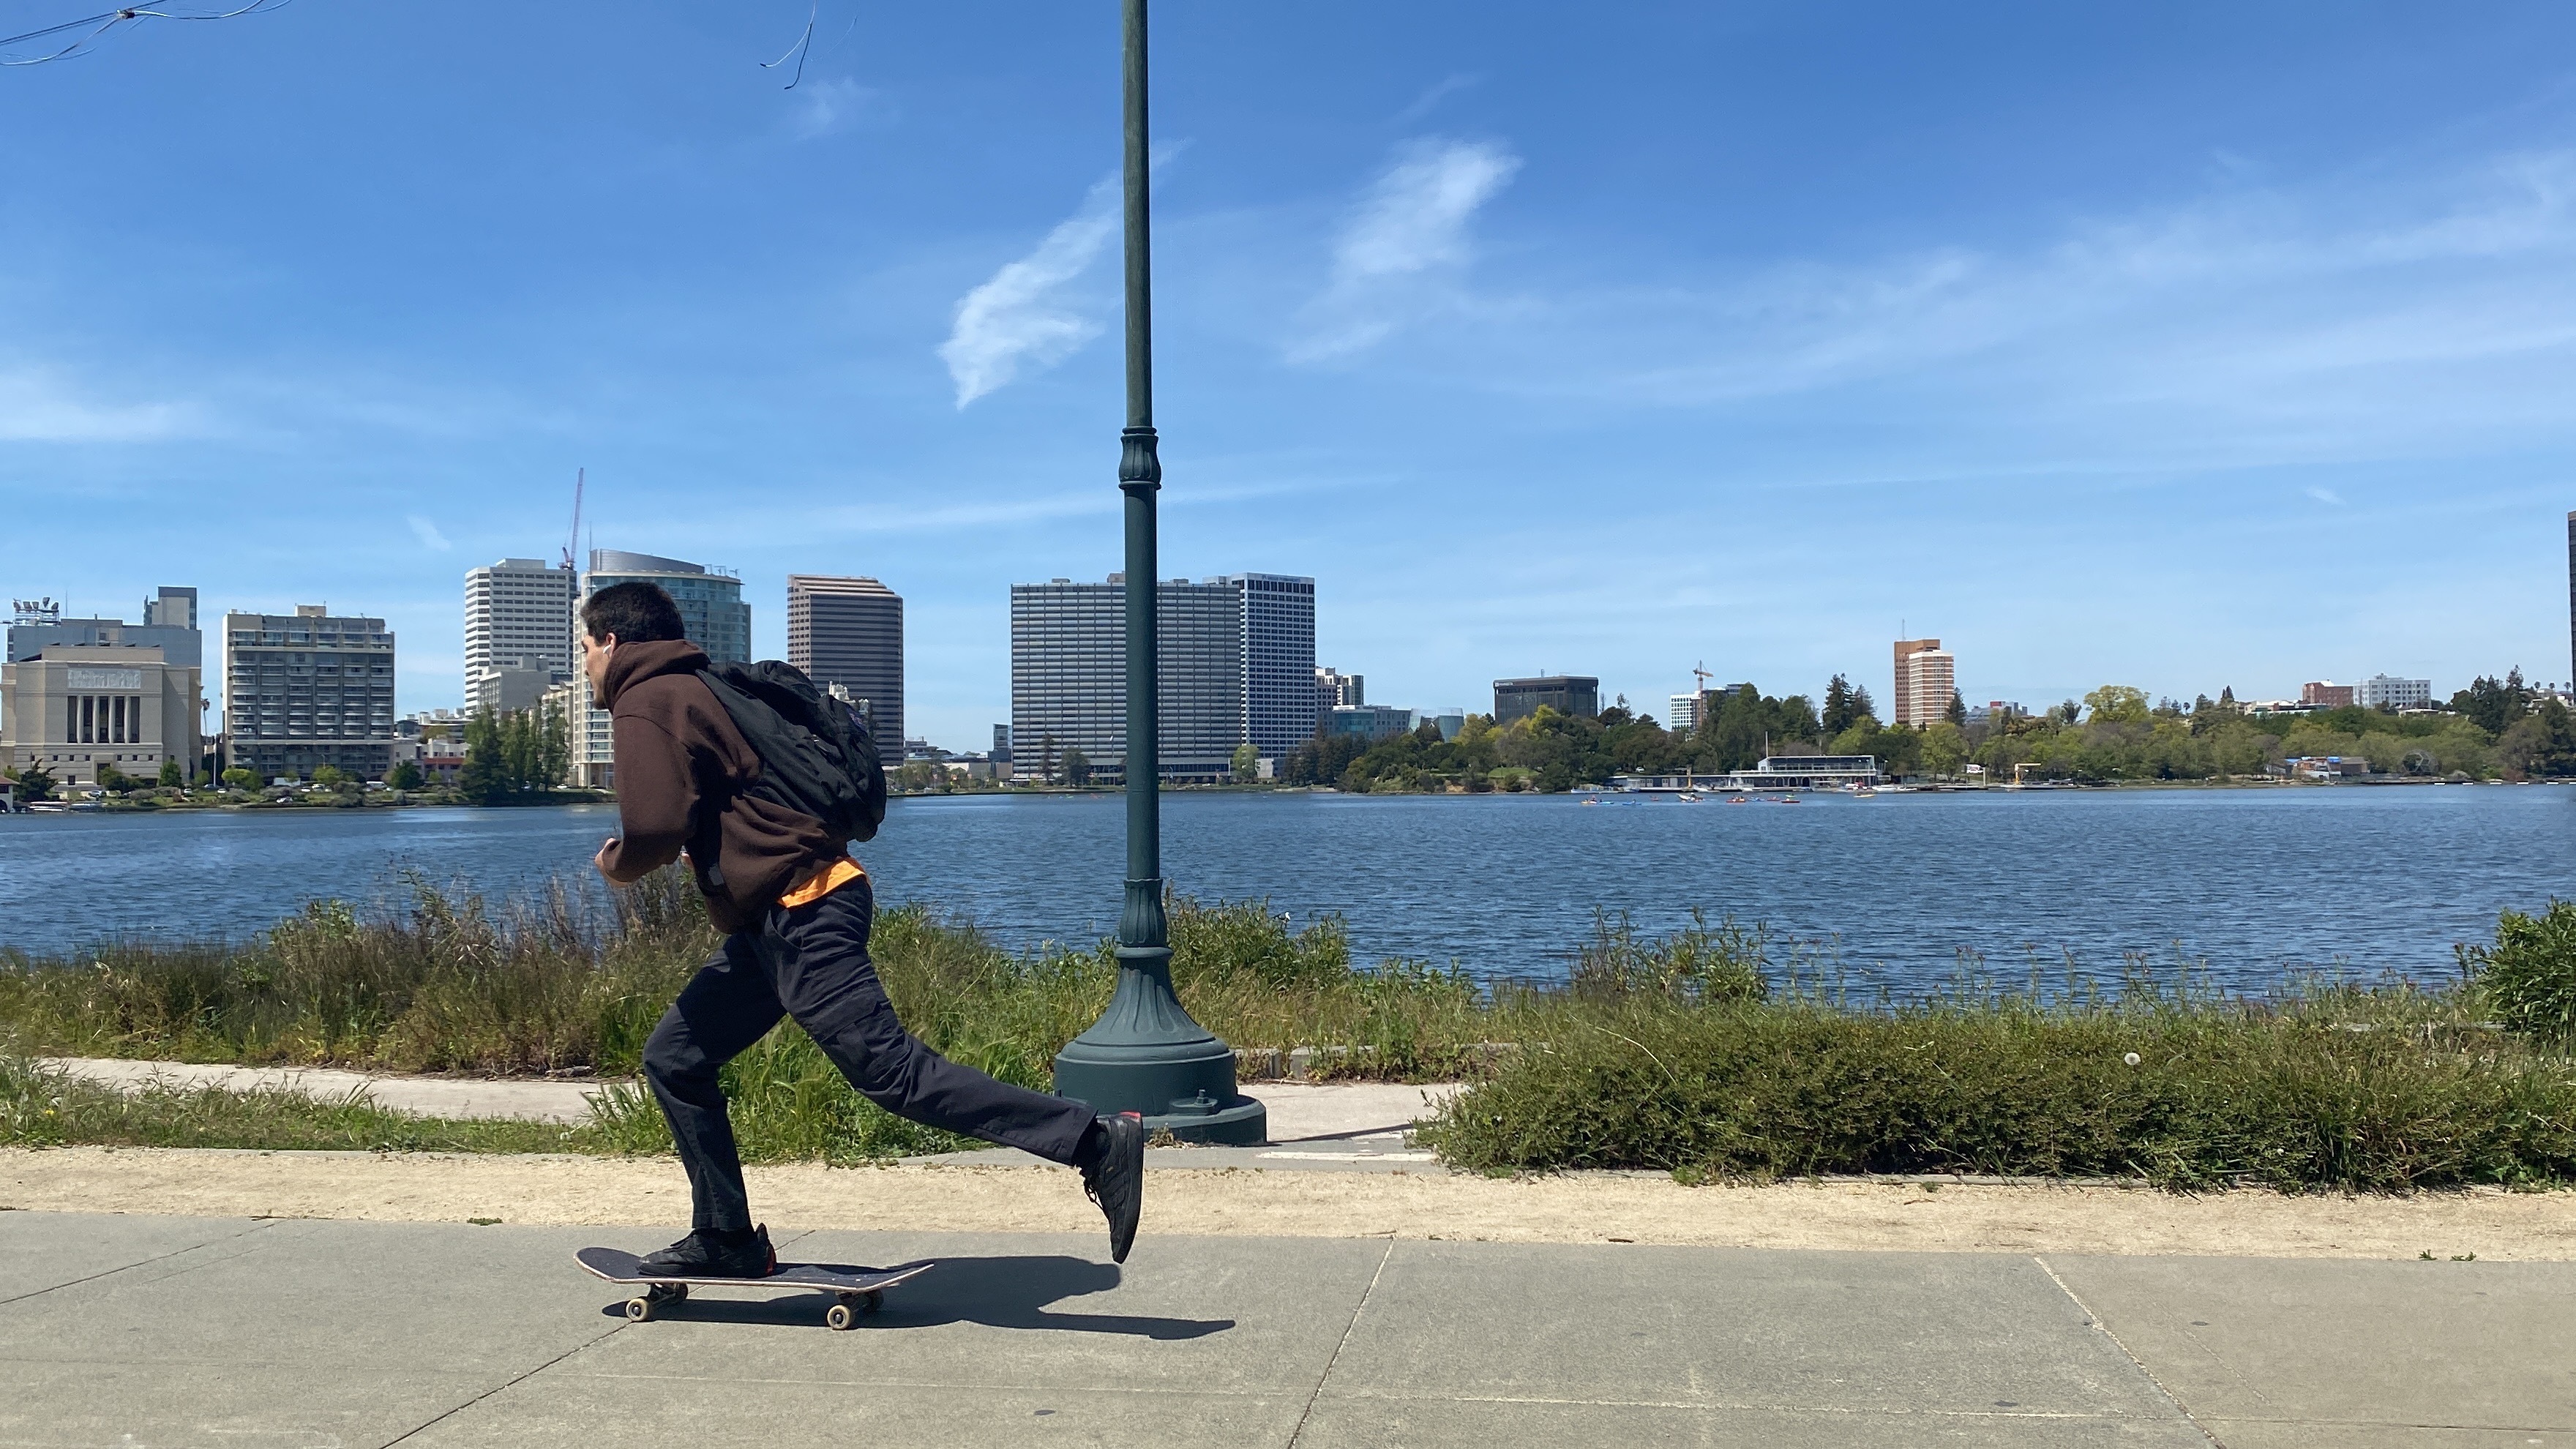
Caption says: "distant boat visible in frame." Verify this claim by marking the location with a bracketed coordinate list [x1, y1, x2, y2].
[1677, 790, 1702, 803]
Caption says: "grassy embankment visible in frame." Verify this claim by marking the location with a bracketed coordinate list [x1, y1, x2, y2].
[5, 869, 2575, 1192]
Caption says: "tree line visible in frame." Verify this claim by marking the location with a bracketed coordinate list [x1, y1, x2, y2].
[1270, 667, 2576, 793]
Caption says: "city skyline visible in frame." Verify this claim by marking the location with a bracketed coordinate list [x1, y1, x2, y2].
[10, 4, 2576, 744]
[7, 561, 2555, 758]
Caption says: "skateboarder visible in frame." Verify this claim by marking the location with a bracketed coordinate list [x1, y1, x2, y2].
[578, 580, 1145, 1275]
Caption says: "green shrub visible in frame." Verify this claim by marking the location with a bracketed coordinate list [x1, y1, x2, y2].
[1572, 909, 1768, 1005]
[1419, 996, 2576, 1191]
[2463, 899, 2576, 1038]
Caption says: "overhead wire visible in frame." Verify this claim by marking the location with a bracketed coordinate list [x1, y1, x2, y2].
[760, 0, 816, 90]
[0, 0, 286, 68]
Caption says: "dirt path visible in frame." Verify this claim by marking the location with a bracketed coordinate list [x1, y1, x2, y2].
[8, 1146, 2571, 1260]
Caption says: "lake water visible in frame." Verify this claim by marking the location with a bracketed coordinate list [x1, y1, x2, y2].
[4, 787, 2570, 994]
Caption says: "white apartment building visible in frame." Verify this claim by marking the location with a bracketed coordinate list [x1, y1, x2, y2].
[464, 558, 577, 714]
[2354, 673, 2434, 710]
[1668, 692, 1702, 733]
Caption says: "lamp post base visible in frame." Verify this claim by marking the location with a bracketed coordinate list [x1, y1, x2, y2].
[1139, 1096, 1268, 1145]
[1052, 940, 1270, 1147]
[1052, 1028, 1270, 1146]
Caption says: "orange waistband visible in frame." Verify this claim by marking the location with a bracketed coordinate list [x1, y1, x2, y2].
[777, 856, 866, 909]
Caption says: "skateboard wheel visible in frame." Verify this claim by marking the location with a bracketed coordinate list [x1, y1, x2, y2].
[656, 1284, 689, 1304]
[626, 1296, 654, 1322]
[825, 1302, 855, 1331]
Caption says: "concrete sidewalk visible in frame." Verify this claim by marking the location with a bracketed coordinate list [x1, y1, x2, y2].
[3, 1211, 2567, 1447]
[40, 1057, 1460, 1161]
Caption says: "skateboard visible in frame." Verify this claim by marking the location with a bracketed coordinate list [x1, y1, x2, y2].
[576, 1246, 935, 1330]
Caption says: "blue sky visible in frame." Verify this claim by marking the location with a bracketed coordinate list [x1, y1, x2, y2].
[7, 2, 2576, 746]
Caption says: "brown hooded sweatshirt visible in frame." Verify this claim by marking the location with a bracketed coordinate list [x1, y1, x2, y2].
[594, 639, 842, 933]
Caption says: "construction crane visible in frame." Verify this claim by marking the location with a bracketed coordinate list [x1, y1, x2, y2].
[1692, 660, 1712, 694]
[561, 468, 585, 572]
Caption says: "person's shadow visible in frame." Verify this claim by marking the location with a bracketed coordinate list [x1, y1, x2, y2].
[596, 1257, 1232, 1339]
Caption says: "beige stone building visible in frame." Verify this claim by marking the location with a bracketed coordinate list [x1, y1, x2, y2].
[1892, 637, 1958, 728]
[2, 643, 205, 786]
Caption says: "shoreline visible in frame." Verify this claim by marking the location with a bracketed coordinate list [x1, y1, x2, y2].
[13, 776, 2564, 820]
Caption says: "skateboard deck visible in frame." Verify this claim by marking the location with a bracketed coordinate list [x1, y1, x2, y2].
[577, 1246, 935, 1330]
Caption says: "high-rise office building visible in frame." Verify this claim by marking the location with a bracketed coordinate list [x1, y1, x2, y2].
[1668, 692, 1702, 733]
[464, 558, 577, 714]
[1892, 638, 1957, 727]
[223, 605, 396, 779]
[1493, 675, 1599, 724]
[561, 550, 752, 785]
[584, 550, 750, 663]
[1009, 572, 1317, 783]
[785, 575, 902, 749]
[1237, 574, 1317, 763]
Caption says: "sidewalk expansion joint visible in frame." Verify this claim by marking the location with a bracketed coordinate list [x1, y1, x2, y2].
[378, 1321, 626, 1448]
[0, 1218, 284, 1311]
[2033, 1254, 2222, 1446]
[1286, 1235, 1394, 1448]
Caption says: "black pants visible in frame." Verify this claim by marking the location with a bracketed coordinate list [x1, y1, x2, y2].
[642, 876, 1096, 1232]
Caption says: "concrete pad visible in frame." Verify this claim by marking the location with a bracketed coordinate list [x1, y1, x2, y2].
[564, 1228, 1377, 1396]
[0, 1357, 514, 1449]
[10, 1214, 2573, 1448]
[1247, 1080, 1459, 1140]
[0, 1215, 619, 1374]
[0, 1208, 262, 1303]
[1320, 1241, 2195, 1429]
[1295, 1397, 2206, 1448]
[43, 1056, 606, 1123]
[2200, 1425, 2576, 1448]
[408, 1374, 1308, 1449]
[2048, 1254, 2576, 1437]
[36, 1058, 1463, 1144]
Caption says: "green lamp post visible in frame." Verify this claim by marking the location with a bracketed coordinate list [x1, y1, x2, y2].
[1051, 0, 1266, 1145]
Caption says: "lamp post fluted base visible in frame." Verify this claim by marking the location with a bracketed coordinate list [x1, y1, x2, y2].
[1052, 899, 1268, 1144]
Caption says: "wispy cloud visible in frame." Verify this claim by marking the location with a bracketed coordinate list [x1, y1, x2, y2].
[1393, 146, 2576, 472]
[2304, 486, 2345, 506]
[1391, 73, 1480, 127]
[405, 514, 452, 550]
[1292, 138, 1521, 362]
[938, 178, 1118, 408]
[790, 78, 893, 140]
[0, 367, 194, 441]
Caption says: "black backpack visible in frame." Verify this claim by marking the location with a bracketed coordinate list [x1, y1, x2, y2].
[695, 660, 888, 844]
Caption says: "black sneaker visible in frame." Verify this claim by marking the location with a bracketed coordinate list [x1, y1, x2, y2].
[637, 1224, 774, 1278]
[1081, 1112, 1145, 1264]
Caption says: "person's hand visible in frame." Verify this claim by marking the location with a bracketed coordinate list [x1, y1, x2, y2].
[594, 836, 624, 883]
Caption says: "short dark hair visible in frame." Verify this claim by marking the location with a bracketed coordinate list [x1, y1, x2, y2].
[582, 582, 686, 645]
